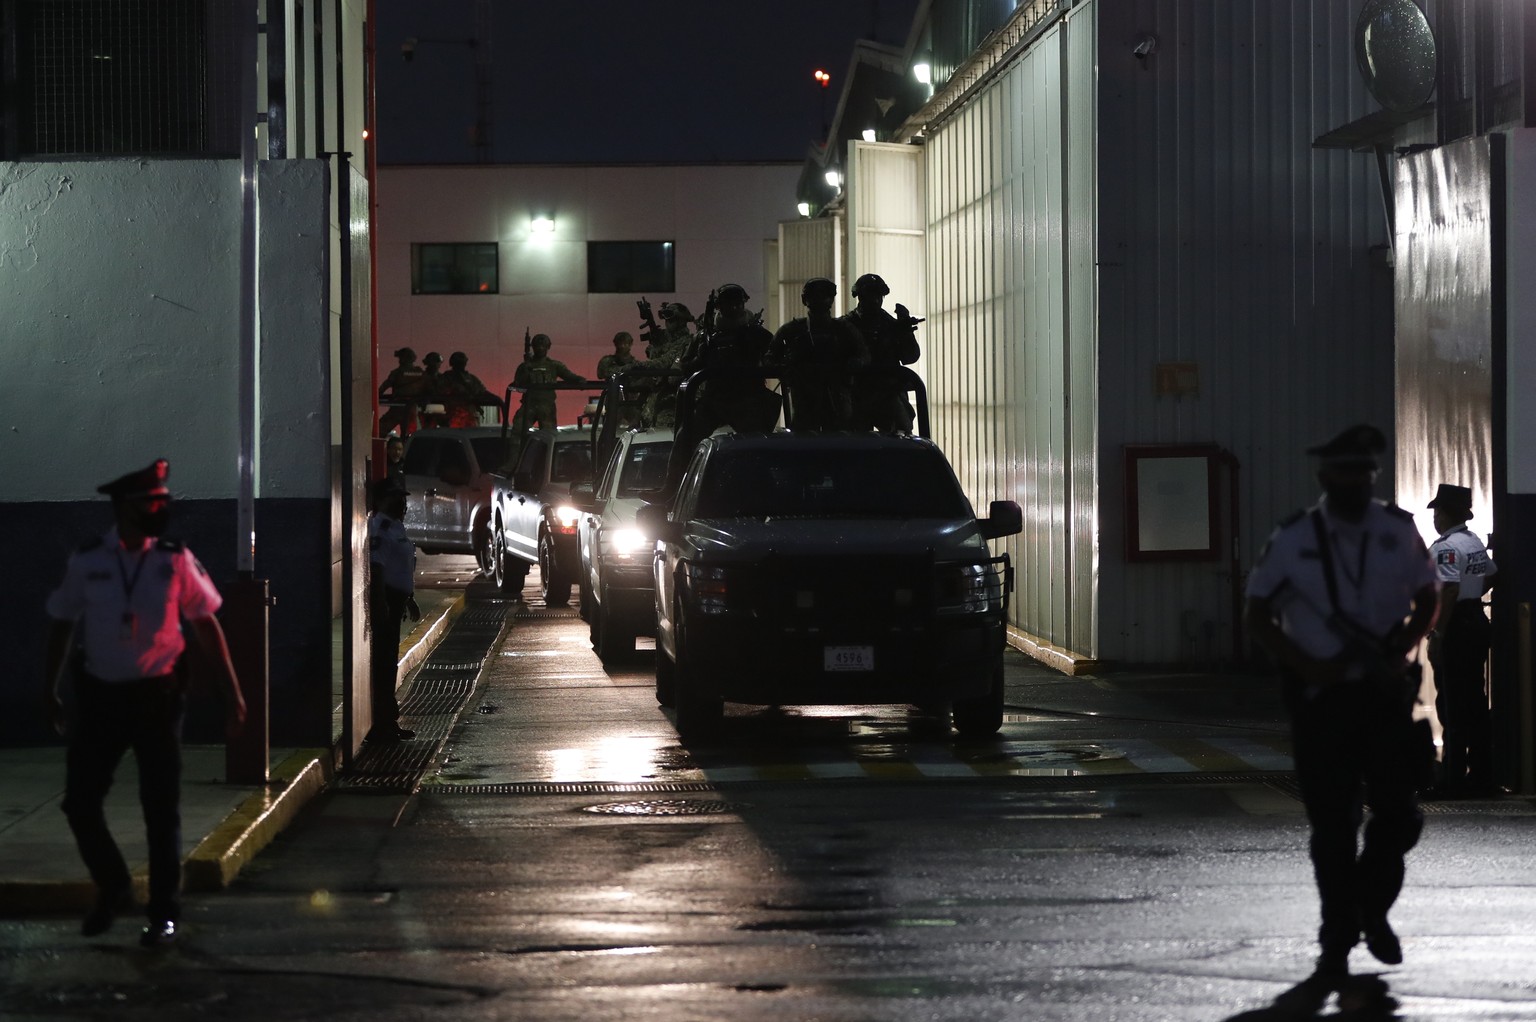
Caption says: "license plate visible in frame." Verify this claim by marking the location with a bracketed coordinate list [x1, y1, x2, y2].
[824, 645, 874, 672]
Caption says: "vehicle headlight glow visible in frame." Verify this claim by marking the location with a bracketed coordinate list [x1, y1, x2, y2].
[609, 527, 647, 558]
[553, 505, 581, 533]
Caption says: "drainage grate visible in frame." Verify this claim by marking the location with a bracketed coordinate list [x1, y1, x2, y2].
[426, 781, 720, 796]
[1420, 798, 1536, 816]
[513, 607, 581, 619]
[582, 799, 749, 816]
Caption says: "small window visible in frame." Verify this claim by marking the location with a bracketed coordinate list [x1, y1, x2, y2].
[411, 243, 498, 295]
[587, 241, 675, 293]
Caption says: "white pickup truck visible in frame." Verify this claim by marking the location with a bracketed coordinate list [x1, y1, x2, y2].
[399, 426, 516, 571]
[488, 426, 595, 604]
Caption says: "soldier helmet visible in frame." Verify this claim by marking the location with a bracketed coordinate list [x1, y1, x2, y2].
[714, 283, 750, 304]
[660, 302, 694, 323]
[449, 351, 468, 369]
[393, 346, 416, 361]
[98, 459, 171, 499]
[1306, 423, 1385, 470]
[852, 273, 890, 297]
[423, 351, 443, 366]
[802, 277, 837, 300]
[531, 333, 552, 350]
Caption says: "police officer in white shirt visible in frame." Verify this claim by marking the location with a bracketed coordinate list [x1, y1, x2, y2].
[44, 459, 247, 947]
[1244, 424, 1438, 984]
[1425, 483, 1497, 796]
[368, 478, 420, 742]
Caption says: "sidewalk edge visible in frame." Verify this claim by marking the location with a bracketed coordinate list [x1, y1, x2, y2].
[182, 749, 333, 892]
[398, 592, 468, 678]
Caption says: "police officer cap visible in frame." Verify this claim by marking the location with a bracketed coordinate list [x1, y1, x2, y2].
[423, 351, 442, 366]
[1306, 423, 1385, 469]
[98, 459, 171, 499]
[802, 277, 837, 299]
[660, 302, 694, 323]
[449, 351, 468, 368]
[852, 273, 890, 297]
[1427, 483, 1473, 512]
[394, 346, 416, 361]
[714, 283, 750, 304]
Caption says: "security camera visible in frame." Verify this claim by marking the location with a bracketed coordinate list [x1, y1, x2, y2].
[401, 37, 417, 62]
[1133, 35, 1157, 59]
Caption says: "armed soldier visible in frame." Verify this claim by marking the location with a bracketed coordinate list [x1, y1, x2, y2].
[378, 347, 425, 437]
[438, 352, 498, 428]
[511, 333, 585, 432]
[840, 273, 922, 433]
[596, 332, 639, 380]
[417, 352, 447, 428]
[768, 277, 868, 431]
[635, 303, 695, 428]
[665, 284, 776, 487]
[1245, 424, 1438, 985]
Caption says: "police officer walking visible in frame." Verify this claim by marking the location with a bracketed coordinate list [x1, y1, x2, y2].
[368, 478, 421, 743]
[768, 277, 868, 431]
[840, 273, 921, 433]
[1244, 425, 1439, 983]
[43, 459, 247, 947]
[1425, 482, 1497, 796]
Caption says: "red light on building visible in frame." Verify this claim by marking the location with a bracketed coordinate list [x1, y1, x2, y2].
[814, 69, 830, 88]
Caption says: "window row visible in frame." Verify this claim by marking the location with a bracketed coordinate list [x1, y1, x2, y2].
[411, 241, 676, 295]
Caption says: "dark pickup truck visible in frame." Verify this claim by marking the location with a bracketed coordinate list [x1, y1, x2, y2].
[636, 366, 1021, 742]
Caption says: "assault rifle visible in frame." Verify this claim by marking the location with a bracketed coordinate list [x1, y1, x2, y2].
[637, 298, 666, 355]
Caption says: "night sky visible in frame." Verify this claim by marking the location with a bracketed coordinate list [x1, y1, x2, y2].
[374, 0, 921, 165]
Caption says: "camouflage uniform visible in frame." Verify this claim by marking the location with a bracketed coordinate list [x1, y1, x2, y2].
[768, 278, 868, 431]
[840, 274, 921, 433]
[512, 335, 584, 431]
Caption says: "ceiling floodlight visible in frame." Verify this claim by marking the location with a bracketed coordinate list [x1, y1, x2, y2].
[913, 62, 932, 85]
[824, 170, 841, 188]
[861, 129, 877, 142]
[796, 201, 811, 217]
[531, 217, 555, 233]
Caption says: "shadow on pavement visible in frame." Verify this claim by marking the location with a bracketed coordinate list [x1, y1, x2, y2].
[1223, 973, 1401, 1020]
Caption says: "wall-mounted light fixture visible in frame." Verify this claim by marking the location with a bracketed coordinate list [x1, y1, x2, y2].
[861, 129, 877, 142]
[913, 62, 932, 85]
[531, 217, 555, 234]
[796, 201, 811, 218]
[824, 169, 841, 189]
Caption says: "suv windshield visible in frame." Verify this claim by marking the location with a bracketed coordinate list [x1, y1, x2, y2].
[616, 441, 673, 498]
[694, 448, 971, 519]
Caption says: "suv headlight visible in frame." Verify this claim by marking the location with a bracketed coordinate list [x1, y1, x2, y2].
[551, 505, 581, 535]
[684, 562, 731, 615]
[936, 562, 1004, 616]
[608, 527, 647, 559]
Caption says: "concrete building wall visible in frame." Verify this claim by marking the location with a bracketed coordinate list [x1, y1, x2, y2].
[375, 163, 800, 424]
[0, 158, 336, 745]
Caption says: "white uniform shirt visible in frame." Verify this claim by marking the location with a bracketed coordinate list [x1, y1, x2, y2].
[1246, 497, 1437, 661]
[46, 528, 223, 682]
[368, 512, 416, 593]
[1431, 524, 1496, 602]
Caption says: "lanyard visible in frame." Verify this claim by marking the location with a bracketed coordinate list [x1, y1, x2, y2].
[114, 544, 152, 610]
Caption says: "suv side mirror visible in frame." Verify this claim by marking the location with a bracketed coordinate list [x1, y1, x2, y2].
[979, 499, 1023, 539]
[635, 501, 682, 544]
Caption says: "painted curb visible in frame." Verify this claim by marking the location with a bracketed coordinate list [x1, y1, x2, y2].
[182, 749, 333, 891]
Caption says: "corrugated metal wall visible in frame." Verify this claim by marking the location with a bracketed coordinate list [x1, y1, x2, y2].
[1394, 138, 1494, 537]
[925, 10, 1098, 656]
[778, 215, 842, 322]
[1093, 0, 1395, 663]
[848, 140, 927, 339]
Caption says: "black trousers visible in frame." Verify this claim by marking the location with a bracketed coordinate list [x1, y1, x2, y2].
[1289, 681, 1424, 953]
[61, 674, 185, 923]
[370, 584, 408, 733]
[1430, 601, 1493, 789]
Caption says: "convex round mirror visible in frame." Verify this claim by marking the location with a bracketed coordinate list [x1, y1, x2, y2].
[1354, 0, 1437, 112]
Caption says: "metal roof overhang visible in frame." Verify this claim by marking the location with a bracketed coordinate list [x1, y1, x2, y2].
[1312, 104, 1436, 152]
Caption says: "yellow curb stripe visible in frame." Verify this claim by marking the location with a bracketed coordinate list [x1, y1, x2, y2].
[183, 749, 332, 892]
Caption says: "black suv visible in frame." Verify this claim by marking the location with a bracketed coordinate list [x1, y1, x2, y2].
[639, 430, 1021, 741]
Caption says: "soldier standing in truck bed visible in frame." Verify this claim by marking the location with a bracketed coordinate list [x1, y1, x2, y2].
[768, 277, 868, 431]
[512, 334, 585, 432]
[840, 273, 921, 433]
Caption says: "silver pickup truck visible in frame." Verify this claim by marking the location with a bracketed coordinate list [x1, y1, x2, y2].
[489, 426, 595, 604]
[400, 426, 516, 571]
